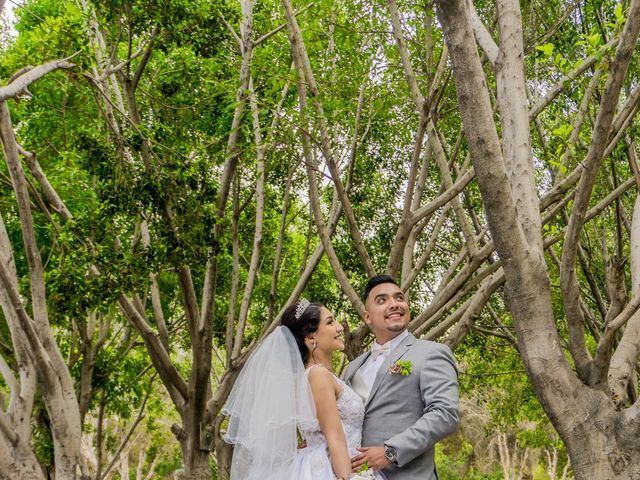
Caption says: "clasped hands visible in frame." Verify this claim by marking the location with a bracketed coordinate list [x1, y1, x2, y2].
[351, 445, 391, 471]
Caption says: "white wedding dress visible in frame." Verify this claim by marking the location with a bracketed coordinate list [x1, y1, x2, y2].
[223, 327, 386, 480]
[291, 366, 365, 478]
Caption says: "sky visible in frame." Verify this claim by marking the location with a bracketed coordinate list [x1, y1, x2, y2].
[2, 0, 22, 38]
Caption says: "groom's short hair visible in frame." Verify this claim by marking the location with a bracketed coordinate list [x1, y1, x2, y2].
[363, 275, 399, 302]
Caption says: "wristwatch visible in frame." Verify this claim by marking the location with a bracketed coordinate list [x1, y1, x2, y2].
[383, 444, 398, 463]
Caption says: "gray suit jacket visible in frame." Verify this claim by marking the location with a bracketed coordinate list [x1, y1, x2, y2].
[344, 333, 459, 480]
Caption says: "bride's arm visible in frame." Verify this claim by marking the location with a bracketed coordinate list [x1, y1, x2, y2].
[307, 366, 352, 478]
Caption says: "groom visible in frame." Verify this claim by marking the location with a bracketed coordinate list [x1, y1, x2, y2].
[345, 275, 459, 479]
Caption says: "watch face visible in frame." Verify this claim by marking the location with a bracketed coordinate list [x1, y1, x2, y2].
[384, 446, 397, 461]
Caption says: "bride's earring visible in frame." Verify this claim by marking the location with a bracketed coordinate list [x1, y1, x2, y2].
[310, 339, 318, 364]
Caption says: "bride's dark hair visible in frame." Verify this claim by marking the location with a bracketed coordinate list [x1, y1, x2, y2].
[281, 301, 323, 364]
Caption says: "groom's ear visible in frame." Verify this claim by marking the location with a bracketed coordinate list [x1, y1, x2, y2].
[363, 310, 371, 326]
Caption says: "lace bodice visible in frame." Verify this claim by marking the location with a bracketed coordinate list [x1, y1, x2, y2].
[301, 368, 365, 456]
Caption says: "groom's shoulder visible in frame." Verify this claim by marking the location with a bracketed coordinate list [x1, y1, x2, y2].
[343, 351, 368, 373]
[411, 338, 454, 356]
[351, 350, 370, 363]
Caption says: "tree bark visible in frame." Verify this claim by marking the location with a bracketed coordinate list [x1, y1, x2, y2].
[179, 433, 212, 479]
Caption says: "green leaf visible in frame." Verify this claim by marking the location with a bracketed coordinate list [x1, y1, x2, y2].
[587, 32, 602, 48]
[552, 124, 573, 139]
[535, 43, 554, 57]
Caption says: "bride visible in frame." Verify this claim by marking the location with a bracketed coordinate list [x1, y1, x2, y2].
[223, 299, 377, 479]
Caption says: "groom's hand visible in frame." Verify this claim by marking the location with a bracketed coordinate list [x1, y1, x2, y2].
[351, 446, 391, 471]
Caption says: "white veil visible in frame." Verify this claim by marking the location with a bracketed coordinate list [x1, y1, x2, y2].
[222, 326, 318, 479]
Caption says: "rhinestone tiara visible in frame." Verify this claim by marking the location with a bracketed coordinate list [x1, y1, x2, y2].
[295, 298, 311, 319]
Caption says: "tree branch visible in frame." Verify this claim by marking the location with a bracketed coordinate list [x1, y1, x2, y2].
[231, 77, 267, 359]
[255, 2, 314, 46]
[468, 0, 498, 64]
[291, 60, 365, 316]
[100, 384, 152, 480]
[528, 37, 619, 119]
[496, 0, 542, 250]
[442, 272, 505, 347]
[428, 121, 478, 255]
[410, 168, 475, 224]
[0, 410, 17, 445]
[17, 145, 73, 221]
[199, 0, 256, 350]
[131, 27, 157, 92]
[117, 295, 188, 408]
[558, 69, 603, 177]
[283, 0, 375, 278]
[0, 56, 76, 102]
[608, 308, 640, 405]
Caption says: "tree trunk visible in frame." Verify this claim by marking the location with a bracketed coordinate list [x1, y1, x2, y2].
[0, 448, 45, 480]
[214, 433, 232, 480]
[178, 433, 211, 480]
[565, 414, 640, 479]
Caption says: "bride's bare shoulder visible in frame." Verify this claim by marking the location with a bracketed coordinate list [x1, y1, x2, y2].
[307, 365, 340, 395]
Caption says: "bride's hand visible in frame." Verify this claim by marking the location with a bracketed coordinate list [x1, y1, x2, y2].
[351, 446, 390, 471]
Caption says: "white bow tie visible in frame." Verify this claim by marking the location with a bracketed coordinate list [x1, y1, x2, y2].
[370, 342, 391, 360]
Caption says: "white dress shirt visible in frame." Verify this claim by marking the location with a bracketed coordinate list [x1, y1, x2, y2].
[358, 329, 409, 394]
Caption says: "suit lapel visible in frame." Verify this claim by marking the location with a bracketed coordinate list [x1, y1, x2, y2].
[350, 370, 370, 402]
[344, 351, 371, 385]
[365, 333, 415, 408]
[389, 332, 415, 365]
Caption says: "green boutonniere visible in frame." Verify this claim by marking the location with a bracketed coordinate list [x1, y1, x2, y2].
[389, 360, 412, 376]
